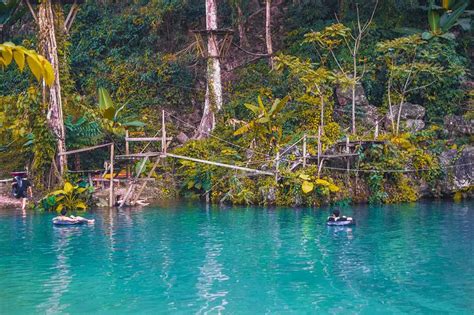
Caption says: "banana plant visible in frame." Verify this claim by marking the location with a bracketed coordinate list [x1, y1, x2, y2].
[422, 0, 470, 40]
[234, 95, 290, 148]
[97, 87, 145, 134]
[39, 182, 92, 213]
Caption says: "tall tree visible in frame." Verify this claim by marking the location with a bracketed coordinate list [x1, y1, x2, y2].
[197, 0, 223, 138]
[37, 0, 67, 174]
[265, 0, 273, 68]
[24, 0, 80, 175]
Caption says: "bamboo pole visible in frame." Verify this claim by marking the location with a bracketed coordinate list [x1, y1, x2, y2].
[125, 130, 130, 179]
[275, 150, 280, 183]
[162, 110, 167, 155]
[166, 153, 274, 176]
[109, 143, 114, 208]
[317, 126, 321, 170]
[126, 137, 165, 142]
[303, 133, 307, 168]
[58, 143, 113, 156]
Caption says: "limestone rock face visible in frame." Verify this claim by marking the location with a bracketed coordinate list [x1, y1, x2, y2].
[384, 103, 426, 130]
[360, 105, 381, 126]
[444, 115, 473, 136]
[404, 119, 425, 132]
[439, 146, 473, 194]
[335, 83, 369, 108]
[391, 103, 426, 120]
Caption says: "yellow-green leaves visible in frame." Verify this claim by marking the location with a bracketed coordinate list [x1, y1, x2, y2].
[301, 180, 314, 194]
[64, 182, 74, 194]
[37, 182, 92, 213]
[315, 178, 340, 193]
[299, 174, 340, 194]
[304, 23, 351, 49]
[0, 42, 54, 86]
[233, 95, 290, 149]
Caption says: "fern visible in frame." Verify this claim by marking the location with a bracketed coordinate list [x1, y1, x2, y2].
[65, 115, 103, 149]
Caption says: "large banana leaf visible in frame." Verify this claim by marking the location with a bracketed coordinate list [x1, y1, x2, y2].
[440, 0, 469, 32]
[98, 87, 114, 110]
[428, 9, 441, 33]
[122, 121, 146, 127]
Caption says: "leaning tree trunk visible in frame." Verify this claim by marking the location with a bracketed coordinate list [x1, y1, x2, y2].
[38, 0, 67, 175]
[197, 0, 222, 138]
[265, 0, 273, 69]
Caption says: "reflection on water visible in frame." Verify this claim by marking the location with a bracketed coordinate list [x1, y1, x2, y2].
[0, 201, 473, 314]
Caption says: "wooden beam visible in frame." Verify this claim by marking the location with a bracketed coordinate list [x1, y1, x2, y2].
[165, 153, 274, 176]
[58, 143, 113, 156]
[125, 137, 171, 142]
[115, 152, 161, 160]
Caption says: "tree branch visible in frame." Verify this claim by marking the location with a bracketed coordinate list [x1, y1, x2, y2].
[23, 0, 38, 25]
[64, 0, 79, 33]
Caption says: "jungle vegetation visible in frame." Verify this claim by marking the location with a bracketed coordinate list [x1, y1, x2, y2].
[0, 0, 472, 209]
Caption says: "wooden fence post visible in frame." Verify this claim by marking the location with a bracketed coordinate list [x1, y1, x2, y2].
[317, 126, 321, 170]
[275, 150, 280, 183]
[374, 121, 379, 140]
[109, 143, 114, 208]
[303, 133, 307, 168]
[162, 110, 167, 155]
[125, 130, 130, 179]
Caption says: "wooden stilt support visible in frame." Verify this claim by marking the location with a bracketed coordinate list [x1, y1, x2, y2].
[346, 134, 350, 187]
[125, 130, 130, 179]
[109, 143, 114, 208]
[162, 110, 167, 155]
[317, 126, 322, 175]
[303, 133, 307, 168]
[275, 150, 280, 183]
[119, 156, 149, 208]
[132, 157, 161, 204]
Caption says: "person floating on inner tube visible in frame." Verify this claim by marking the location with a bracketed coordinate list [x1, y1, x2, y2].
[53, 208, 95, 224]
[327, 209, 355, 226]
[11, 174, 33, 211]
[327, 209, 349, 222]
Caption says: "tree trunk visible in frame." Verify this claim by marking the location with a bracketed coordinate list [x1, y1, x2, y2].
[236, 5, 249, 48]
[197, 0, 222, 138]
[265, 0, 273, 69]
[38, 0, 67, 175]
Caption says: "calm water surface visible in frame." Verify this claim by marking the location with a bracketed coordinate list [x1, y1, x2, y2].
[0, 201, 473, 314]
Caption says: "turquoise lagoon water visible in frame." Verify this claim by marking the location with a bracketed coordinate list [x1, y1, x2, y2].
[0, 201, 473, 314]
